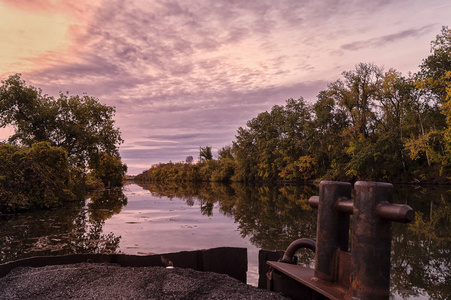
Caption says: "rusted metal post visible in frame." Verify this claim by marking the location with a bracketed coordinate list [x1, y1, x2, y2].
[350, 182, 393, 300]
[314, 181, 352, 283]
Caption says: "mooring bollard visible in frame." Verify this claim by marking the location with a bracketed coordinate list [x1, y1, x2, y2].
[313, 181, 352, 283]
[263, 180, 415, 300]
[350, 181, 414, 299]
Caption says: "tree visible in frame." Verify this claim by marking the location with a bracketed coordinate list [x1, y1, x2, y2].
[412, 27, 451, 173]
[211, 146, 236, 182]
[54, 93, 123, 169]
[89, 152, 128, 187]
[185, 155, 194, 164]
[199, 146, 213, 161]
[233, 97, 313, 181]
[0, 142, 76, 213]
[0, 74, 58, 144]
[327, 63, 383, 140]
[311, 91, 349, 178]
[417, 26, 451, 103]
[0, 74, 125, 184]
[218, 146, 234, 160]
[377, 70, 414, 137]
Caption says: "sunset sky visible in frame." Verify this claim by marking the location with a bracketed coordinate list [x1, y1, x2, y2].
[1, 0, 450, 174]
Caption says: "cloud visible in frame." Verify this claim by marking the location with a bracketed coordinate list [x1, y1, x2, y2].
[27, 0, 323, 108]
[341, 25, 436, 51]
[22, 0, 397, 101]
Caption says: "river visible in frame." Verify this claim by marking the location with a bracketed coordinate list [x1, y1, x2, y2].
[0, 182, 450, 299]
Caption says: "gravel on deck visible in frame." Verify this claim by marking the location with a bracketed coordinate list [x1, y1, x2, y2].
[0, 262, 290, 300]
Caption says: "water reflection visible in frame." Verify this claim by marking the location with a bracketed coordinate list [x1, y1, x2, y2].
[391, 186, 451, 300]
[138, 182, 318, 251]
[0, 189, 127, 263]
[86, 189, 128, 221]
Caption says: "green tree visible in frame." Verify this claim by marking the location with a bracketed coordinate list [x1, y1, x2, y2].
[0, 142, 76, 213]
[233, 97, 313, 182]
[54, 93, 123, 169]
[0, 74, 125, 185]
[311, 91, 349, 179]
[89, 152, 128, 187]
[211, 146, 236, 182]
[327, 63, 383, 140]
[410, 27, 451, 177]
[321, 63, 424, 180]
[417, 26, 451, 103]
[199, 146, 213, 161]
[377, 70, 416, 138]
[0, 74, 58, 144]
[185, 155, 194, 164]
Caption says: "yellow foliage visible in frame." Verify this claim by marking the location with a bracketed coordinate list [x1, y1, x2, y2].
[404, 134, 429, 161]
[295, 155, 317, 181]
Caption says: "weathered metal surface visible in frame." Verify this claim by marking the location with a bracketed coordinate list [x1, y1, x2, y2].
[314, 181, 352, 283]
[336, 250, 351, 289]
[268, 261, 343, 300]
[262, 181, 415, 300]
[0, 247, 248, 283]
[308, 196, 319, 208]
[350, 182, 394, 299]
[259, 249, 285, 289]
[376, 202, 415, 223]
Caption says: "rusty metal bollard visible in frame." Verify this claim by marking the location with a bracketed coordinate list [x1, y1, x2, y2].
[313, 181, 352, 283]
[263, 180, 415, 300]
[350, 181, 414, 300]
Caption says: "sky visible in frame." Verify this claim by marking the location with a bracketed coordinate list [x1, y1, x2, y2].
[0, 0, 450, 174]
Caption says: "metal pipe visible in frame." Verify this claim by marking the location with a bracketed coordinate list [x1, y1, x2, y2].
[336, 198, 353, 215]
[376, 202, 415, 223]
[311, 194, 414, 222]
[308, 196, 319, 208]
[280, 238, 316, 264]
[311, 196, 354, 215]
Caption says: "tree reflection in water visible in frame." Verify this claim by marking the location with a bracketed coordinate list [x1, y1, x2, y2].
[138, 181, 318, 265]
[0, 188, 127, 263]
[391, 186, 451, 300]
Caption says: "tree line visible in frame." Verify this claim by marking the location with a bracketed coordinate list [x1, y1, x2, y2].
[136, 26, 451, 184]
[0, 75, 127, 213]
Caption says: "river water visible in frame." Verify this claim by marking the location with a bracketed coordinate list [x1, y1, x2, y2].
[0, 182, 450, 299]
